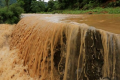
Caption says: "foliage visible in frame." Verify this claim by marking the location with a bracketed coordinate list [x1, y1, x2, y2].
[0, 3, 24, 24]
[9, 0, 17, 5]
[17, 0, 36, 13]
[17, 0, 24, 8]
[107, 0, 120, 7]
[82, 1, 100, 10]
[0, 0, 17, 7]
[31, 1, 45, 13]
[47, 0, 54, 11]
[39, 7, 120, 14]
[57, 0, 120, 10]
[53, 1, 59, 10]
[48, 1, 54, 9]
[0, 0, 120, 17]
[51, 7, 120, 14]
[5, 0, 10, 9]
[0, 0, 4, 7]
[46, 1, 59, 12]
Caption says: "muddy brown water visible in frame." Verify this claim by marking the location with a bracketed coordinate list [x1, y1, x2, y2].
[1, 14, 120, 80]
[63, 14, 120, 34]
[9, 14, 120, 80]
[22, 14, 120, 34]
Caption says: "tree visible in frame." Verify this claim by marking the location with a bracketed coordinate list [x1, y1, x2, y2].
[9, 0, 17, 5]
[48, 0, 54, 9]
[0, 0, 4, 7]
[31, 1, 45, 13]
[17, 0, 25, 8]
[5, 0, 9, 9]
[0, 3, 24, 24]
[17, 0, 36, 13]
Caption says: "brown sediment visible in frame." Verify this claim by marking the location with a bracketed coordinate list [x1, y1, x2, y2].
[10, 16, 120, 80]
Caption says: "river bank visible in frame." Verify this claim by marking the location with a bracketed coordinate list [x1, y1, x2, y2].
[40, 7, 120, 14]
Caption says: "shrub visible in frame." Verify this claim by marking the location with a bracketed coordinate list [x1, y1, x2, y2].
[0, 3, 24, 24]
[48, 8, 52, 12]
[53, 1, 59, 10]
[47, 1, 60, 12]
[82, 1, 99, 10]
[31, 1, 45, 13]
[107, 0, 120, 7]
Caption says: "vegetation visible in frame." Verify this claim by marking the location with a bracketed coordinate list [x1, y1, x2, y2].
[0, 0, 120, 24]
[18, 0, 36, 13]
[59, 7, 120, 14]
[42, 0, 120, 13]
[0, 3, 24, 24]
[31, 1, 45, 13]
[0, 0, 17, 7]
[38, 7, 120, 14]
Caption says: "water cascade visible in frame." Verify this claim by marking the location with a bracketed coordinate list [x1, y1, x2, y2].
[10, 16, 120, 80]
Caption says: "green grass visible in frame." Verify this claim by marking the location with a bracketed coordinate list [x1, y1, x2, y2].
[40, 7, 120, 14]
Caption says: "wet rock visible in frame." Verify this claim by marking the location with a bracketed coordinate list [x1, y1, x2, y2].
[100, 77, 110, 80]
[88, 12, 93, 14]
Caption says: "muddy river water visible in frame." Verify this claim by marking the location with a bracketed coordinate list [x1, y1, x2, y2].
[15, 14, 120, 80]
[22, 14, 120, 34]
[0, 14, 120, 80]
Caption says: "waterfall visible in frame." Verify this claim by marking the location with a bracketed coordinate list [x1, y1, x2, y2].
[10, 16, 120, 80]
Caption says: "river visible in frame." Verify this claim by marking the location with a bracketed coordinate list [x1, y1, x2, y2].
[0, 14, 120, 80]
[22, 14, 120, 34]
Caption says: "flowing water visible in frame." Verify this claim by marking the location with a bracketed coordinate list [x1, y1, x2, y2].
[0, 14, 120, 80]
[22, 14, 120, 34]
[63, 14, 120, 34]
[9, 14, 120, 80]
[0, 24, 34, 80]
